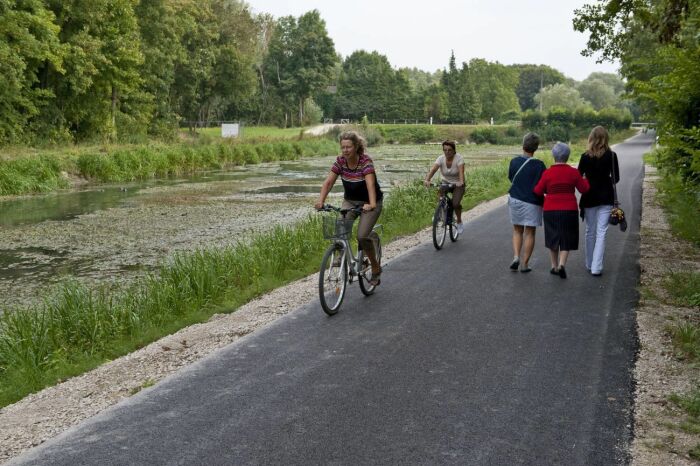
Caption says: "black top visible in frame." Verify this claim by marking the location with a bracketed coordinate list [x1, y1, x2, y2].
[577, 150, 620, 208]
[331, 154, 383, 203]
[508, 156, 546, 206]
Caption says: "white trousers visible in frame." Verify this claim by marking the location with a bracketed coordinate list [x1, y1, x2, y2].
[583, 205, 613, 274]
[584, 205, 612, 273]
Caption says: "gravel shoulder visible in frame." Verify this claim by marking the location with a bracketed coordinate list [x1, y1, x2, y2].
[631, 166, 700, 465]
[0, 167, 696, 464]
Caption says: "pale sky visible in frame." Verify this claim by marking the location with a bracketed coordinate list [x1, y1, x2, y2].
[246, 0, 619, 81]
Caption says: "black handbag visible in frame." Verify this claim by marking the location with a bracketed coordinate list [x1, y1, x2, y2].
[608, 153, 627, 232]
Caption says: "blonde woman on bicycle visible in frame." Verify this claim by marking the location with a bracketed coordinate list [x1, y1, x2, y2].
[423, 140, 465, 234]
[315, 131, 383, 286]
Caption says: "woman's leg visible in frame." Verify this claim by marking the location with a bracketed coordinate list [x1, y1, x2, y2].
[452, 186, 465, 223]
[558, 250, 569, 267]
[584, 206, 599, 271]
[548, 249, 558, 269]
[521, 226, 537, 268]
[357, 202, 383, 273]
[512, 225, 524, 260]
[591, 205, 612, 274]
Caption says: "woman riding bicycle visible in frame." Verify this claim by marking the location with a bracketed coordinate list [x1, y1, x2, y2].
[423, 140, 465, 234]
[315, 131, 383, 286]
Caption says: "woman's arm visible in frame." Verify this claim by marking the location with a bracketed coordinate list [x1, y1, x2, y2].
[314, 171, 339, 209]
[533, 170, 548, 196]
[576, 172, 590, 194]
[612, 152, 620, 184]
[424, 164, 439, 186]
[363, 173, 377, 211]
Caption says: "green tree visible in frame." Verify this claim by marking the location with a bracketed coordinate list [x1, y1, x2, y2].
[534, 84, 592, 112]
[574, 0, 700, 180]
[39, 0, 145, 141]
[441, 52, 480, 123]
[0, 0, 64, 143]
[423, 84, 448, 122]
[577, 78, 618, 110]
[334, 50, 397, 121]
[511, 64, 566, 111]
[469, 59, 520, 120]
[263, 10, 336, 126]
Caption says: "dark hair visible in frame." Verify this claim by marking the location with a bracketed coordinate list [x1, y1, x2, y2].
[522, 132, 540, 154]
[442, 140, 456, 152]
[339, 131, 366, 156]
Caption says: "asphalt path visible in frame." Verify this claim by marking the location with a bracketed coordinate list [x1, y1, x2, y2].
[9, 133, 652, 465]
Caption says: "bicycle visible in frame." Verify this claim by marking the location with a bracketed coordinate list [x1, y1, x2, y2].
[317, 204, 383, 316]
[430, 182, 460, 250]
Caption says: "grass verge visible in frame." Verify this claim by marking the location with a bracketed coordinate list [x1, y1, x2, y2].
[0, 160, 511, 407]
[0, 138, 338, 196]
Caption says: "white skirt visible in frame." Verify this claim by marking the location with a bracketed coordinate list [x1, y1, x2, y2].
[508, 196, 543, 227]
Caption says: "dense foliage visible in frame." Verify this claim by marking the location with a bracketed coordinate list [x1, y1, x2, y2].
[574, 0, 700, 184]
[0, 1, 635, 146]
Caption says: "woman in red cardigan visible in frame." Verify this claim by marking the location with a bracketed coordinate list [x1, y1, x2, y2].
[533, 143, 590, 278]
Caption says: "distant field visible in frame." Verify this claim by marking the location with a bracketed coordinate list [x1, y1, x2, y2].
[191, 126, 308, 140]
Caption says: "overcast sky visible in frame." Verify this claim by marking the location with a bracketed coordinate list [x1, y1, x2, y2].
[246, 0, 619, 81]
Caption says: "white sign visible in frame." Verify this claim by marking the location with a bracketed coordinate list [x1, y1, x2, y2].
[221, 123, 240, 138]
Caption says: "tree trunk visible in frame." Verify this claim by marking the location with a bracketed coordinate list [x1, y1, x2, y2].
[110, 84, 118, 140]
[299, 97, 304, 125]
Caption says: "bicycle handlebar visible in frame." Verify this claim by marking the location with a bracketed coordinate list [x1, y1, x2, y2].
[427, 182, 457, 189]
[317, 204, 364, 215]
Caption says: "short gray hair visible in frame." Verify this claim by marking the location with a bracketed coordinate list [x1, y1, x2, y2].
[522, 132, 540, 154]
[551, 142, 571, 163]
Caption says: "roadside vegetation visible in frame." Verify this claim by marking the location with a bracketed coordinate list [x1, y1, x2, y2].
[0, 124, 636, 197]
[0, 160, 510, 408]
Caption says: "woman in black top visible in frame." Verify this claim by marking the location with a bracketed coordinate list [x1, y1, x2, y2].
[577, 126, 620, 276]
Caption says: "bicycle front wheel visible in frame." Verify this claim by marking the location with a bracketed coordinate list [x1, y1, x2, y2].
[432, 204, 447, 250]
[359, 233, 382, 296]
[319, 244, 348, 315]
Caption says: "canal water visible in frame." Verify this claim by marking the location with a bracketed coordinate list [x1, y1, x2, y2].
[0, 144, 515, 310]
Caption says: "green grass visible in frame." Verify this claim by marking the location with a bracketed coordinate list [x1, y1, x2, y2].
[190, 125, 308, 141]
[0, 138, 338, 195]
[0, 160, 510, 407]
[670, 389, 700, 426]
[655, 169, 700, 246]
[662, 271, 700, 308]
[668, 321, 700, 360]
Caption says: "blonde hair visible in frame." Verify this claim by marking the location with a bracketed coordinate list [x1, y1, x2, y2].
[587, 126, 610, 158]
[339, 131, 366, 156]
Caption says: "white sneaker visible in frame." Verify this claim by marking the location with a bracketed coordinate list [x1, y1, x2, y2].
[456, 223, 464, 235]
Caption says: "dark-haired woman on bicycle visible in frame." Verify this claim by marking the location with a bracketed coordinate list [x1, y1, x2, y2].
[423, 140, 465, 235]
[315, 131, 383, 286]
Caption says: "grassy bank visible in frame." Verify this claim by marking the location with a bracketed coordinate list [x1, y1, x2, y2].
[0, 138, 338, 196]
[0, 159, 511, 407]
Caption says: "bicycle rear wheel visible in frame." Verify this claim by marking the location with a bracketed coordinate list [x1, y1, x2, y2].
[359, 233, 382, 296]
[319, 244, 347, 315]
[432, 203, 447, 250]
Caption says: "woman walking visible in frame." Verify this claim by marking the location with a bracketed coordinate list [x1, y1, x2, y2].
[315, 131, 383, 285]
[533, 143, 589, 278]
[507, 132, 546, 272]
[577, 126, 620, 276]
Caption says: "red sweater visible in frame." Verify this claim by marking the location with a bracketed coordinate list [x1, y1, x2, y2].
[533, 164, 590, 211]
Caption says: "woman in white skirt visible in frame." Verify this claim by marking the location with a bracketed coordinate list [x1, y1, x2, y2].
[507, 133, 546, 272]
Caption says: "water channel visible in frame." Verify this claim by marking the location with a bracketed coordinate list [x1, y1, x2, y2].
[0, 144, 516, 310]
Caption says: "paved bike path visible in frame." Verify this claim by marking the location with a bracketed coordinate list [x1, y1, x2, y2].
[10, 133, 650, 465]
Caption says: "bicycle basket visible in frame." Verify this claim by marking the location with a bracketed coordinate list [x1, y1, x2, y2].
[322, 215, 355, 239]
